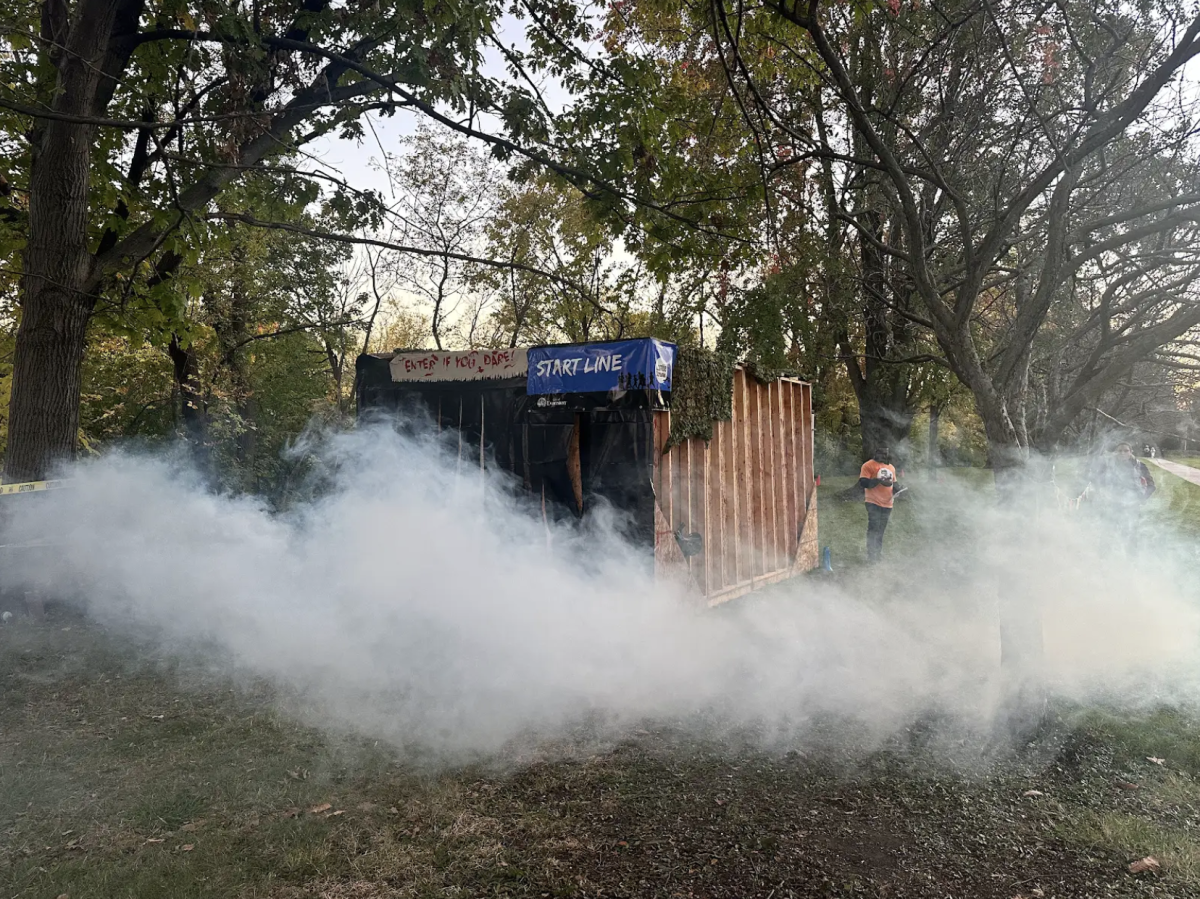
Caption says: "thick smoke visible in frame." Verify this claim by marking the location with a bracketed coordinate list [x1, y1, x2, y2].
[6, 424, 1199, 760]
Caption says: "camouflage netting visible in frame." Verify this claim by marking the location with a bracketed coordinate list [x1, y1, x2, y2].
[665, 344, 736, 449]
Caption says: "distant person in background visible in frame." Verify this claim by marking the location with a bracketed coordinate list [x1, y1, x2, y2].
[1080, 443, 1155, 550]
[859, 447, 899, 563]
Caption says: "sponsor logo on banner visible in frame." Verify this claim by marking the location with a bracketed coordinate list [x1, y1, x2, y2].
[389, 348, 528, 383]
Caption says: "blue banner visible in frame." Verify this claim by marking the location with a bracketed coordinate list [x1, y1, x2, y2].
[527, 339, 675, 395]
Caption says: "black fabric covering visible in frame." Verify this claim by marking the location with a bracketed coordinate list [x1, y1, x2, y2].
[579, 410, 656, 547]
[355, 353, 657, 551]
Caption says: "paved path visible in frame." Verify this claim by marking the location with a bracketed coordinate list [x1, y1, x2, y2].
[1150, 458, 1200, 487]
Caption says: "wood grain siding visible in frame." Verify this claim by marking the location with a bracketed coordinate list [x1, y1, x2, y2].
[653, 368, 817, 605]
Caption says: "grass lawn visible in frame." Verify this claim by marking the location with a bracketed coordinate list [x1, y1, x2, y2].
[1165, 457, 1200, 470]
[1143, 458, 1200, 542]
[815, 467, 996, 568]
[5, 463, 1200, 897]
[5, 619, 1200, 898]
[816, 459, 1200, 559]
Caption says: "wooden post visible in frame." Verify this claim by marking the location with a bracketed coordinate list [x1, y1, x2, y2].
[702, 433, 713, 596]
[735, 369, 751, 581]
[479, 394, 486, 471]
[568, 412, 583, 513]
[456, 395, 464, 476]
[671, 433, 684, 544]
[781, 383, 797, 561]
[748, 379, 765, 577]
[662, 414, 675, 534]
[713, 419, 728, 593]
[772, 379, 782, 568]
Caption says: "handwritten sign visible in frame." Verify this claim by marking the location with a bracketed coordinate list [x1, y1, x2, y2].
[527, 339, 675, 395]
[389, 348, 528, 383]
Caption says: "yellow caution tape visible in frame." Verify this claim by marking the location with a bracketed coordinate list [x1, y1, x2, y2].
[0, 480, 68, 497]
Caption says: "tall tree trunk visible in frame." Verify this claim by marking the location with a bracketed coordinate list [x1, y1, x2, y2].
[206, 245, 258, 486]
[5, 0, 127, 482]
[228, 272, 256, 477]
[238, 393, 258, 476]
[7, 289, 93, 483]
[168, 334, 206, 445]
[843, 208, 917, 462]
[859, 398, 915, 462]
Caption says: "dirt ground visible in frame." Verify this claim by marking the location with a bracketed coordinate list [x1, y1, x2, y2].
[3, 611, 1199, 899]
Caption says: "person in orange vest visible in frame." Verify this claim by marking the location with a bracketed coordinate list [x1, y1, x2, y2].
[859, 446, 899, 563]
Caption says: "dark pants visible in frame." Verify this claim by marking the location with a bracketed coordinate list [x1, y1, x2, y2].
[866, 502, 891, 562]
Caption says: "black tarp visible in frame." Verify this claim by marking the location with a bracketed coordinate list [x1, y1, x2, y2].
[355, 353, 657, 551]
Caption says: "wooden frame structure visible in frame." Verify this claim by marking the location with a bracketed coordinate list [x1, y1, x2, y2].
[357, 350, 818, 606]
[652, 368, 817, 605]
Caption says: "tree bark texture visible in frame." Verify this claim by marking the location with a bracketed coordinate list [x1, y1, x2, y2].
[843, 207, 917, 462]
[168, 334, 206, 444]
[6, 0, 133, 482]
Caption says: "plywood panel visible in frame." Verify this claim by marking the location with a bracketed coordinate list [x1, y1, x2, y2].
[716, 419, 732, 592]
[671, 434, 684, 537]
[733, 371, 749, 586]
[652, 413, 666, 535]
[701, 436, 713, 595]
[798, 384, 813, 560]
[796, 449, 819, 570]
[755, 380, 767, 575]
[685, 439, 694, 535]
[781, 383, 797, 563]
[652, 369, 817, 605]
[688, 439, 704, 590]
[777, 381, 787, 568]
[705, 427, 720, 592]
[746, 378, 764, 577]
[792, 384, 803, 513]
[763, 380, 774, 573]
[802, 384, 813, 505]
[797, 385, 808, 544]
[721, 419, 737, 589]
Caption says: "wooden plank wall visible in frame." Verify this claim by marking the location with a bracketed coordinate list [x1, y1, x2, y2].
[653, 368, 817, 605]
